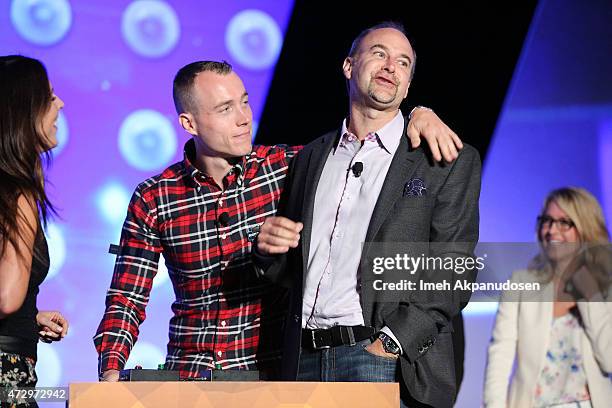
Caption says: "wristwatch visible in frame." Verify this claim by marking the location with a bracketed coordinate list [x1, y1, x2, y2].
[377, 332, 401, 355]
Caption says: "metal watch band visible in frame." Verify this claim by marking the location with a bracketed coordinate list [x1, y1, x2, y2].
[377, 332, 401, 355]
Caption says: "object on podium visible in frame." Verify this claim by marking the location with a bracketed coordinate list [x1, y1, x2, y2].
[211, 370, 259, 381]
[69, 381, 399, 407]
[118, 365, 259, 382]
[119, 368, 181, 381]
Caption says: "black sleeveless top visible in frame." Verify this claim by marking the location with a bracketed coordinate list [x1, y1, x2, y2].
[0, 230, 49, 359]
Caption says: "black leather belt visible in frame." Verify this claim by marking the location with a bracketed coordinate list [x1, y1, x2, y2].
[0, 335, 37, 360]
[301, 326, 376, 350]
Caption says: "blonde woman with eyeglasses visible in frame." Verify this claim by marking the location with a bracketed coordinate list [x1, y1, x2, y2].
[484, 187, 612, 408]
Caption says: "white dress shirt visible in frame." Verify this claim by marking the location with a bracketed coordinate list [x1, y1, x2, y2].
[302, 111, 405, 349]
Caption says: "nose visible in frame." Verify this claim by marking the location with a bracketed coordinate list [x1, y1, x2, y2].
[548, 220, 561, 233]
[57, 95, 65, 110]
[540, 219, 552, 234]
[236, 104, 251, 127]
[383, 57, 396, 73]
[544, 221, 564, 241]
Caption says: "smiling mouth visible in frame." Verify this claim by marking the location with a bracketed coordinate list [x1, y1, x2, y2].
[234, 131, 251, 139]
[374, 76, 397, 86]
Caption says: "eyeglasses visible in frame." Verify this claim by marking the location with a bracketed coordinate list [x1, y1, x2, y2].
[537, 215, 575, 232]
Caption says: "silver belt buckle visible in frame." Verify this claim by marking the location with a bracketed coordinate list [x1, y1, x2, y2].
[346, 326, 356, 346]
[311, 330, 330, 350]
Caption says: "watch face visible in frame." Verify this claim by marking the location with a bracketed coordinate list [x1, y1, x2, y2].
[379, 333, 400, 354]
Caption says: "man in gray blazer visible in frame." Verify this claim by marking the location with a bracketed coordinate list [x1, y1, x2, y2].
[255, 22, 481, 407]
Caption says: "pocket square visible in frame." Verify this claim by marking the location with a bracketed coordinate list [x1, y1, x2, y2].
[404, 178, 427, 197]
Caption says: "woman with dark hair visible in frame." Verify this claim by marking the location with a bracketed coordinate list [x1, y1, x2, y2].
[484, 187, 612, 408]
[0, 55, 69, 406]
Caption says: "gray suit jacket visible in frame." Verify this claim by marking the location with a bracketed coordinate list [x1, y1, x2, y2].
[258, 120, 481, 407]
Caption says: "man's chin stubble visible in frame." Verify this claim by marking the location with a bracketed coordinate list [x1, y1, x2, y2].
[368, 90, 397, 106]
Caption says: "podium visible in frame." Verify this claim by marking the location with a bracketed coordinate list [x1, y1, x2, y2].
[69, 381, 399, 407]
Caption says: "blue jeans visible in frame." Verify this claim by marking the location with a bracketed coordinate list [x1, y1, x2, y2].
[298, 339, 411, 407]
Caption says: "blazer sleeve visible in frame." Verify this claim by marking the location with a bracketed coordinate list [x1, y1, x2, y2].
[251, 145, 300, 288]
[385, 145, 481, 362]
[483, 284, 520, 408]
[576, 294, 612, 373]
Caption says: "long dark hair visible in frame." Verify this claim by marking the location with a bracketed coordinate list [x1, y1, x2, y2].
[0, 55, 56, 261]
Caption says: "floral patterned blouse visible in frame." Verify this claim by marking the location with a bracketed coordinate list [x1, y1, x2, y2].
[534, 311, 591, 407]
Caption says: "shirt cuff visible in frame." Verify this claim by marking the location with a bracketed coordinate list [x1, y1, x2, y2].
[98, 352, 126, 377]
[252, 240, 278, 273]
[380, 326, 403, 355]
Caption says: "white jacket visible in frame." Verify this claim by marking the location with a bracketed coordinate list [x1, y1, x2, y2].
[484, 270, 612, 408]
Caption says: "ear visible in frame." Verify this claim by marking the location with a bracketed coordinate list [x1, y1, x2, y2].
[342, 57, 353, 80]
[178, 112, 197, 136]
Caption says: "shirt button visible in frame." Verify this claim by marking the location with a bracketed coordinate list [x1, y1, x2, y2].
[221, 321, 226, 327]
[217, 351, 223, 357]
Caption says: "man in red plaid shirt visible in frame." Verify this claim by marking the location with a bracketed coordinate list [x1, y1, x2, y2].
[93, 60, 462, 381]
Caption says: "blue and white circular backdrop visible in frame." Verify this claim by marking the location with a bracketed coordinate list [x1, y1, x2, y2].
[10, 0, 72, 46]
[121, 0, 180, 58]
[225, 10, 282, 70]
[118, 109, 177, 172]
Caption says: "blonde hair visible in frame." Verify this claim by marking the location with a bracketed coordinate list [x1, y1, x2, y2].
[532, 187, 611, 284]
[540, 187, 610, 244]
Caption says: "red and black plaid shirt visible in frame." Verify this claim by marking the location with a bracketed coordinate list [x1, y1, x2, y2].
[93, 139, 301, 377]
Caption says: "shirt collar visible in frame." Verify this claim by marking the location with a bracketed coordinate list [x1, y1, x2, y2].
[337, 110, 405, 155]
[183, 138, 248, 186]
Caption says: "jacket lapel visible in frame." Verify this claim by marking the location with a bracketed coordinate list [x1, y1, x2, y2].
[300, 130, 340, 273]
[363, 133, 423, 250]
